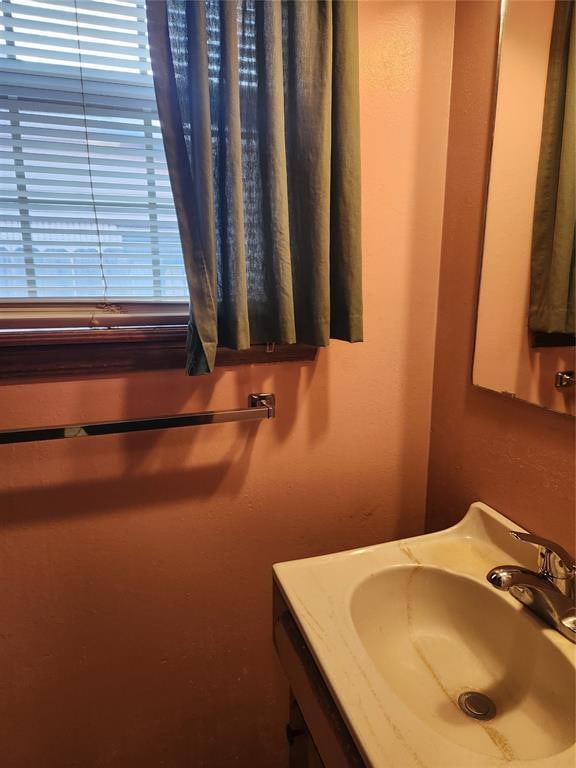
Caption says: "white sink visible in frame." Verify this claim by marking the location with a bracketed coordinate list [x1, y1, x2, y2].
[274, 503, 576, 767]
[352, 565, 574, 762]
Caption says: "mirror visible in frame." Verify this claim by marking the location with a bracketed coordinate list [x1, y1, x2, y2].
[474, 0, 575, 416]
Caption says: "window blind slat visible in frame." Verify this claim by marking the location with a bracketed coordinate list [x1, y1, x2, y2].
[0, 19, 145, 44]
[0, 99, 161, 122]
[0, 0, 187, 300]
[0, 176, 171, 191]
[0, 56, 156, 86]
[0, 113, 163, 134]
[0, 216, 183, 229]
[0, 46, 147, 69]
[40, 0, 147, 20]
[0, 126, 164, 146]
[0, 142, 167, 162]
[1, 158, 169, 177]
[0, 31, 147, 59]
[0, 74, 158, 103]
[2, 1, 148, 27]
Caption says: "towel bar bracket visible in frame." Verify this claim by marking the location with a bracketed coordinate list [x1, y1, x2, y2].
[555, 371, 575, 389]
[249, 393, 275, 418]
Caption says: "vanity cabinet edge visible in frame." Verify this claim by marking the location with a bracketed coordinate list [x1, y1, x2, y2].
[272, 580, 367, 768]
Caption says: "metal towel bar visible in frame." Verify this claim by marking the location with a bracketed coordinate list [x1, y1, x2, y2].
[0, 393, 275, 445]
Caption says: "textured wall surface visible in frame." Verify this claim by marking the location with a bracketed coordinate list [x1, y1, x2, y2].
[427, 0, 575, 554]
[0, 3, 455, 766]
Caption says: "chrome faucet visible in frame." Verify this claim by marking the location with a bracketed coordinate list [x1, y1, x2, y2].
[487, 531, 576, 643]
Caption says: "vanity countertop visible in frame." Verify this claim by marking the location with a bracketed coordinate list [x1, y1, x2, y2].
[274, 502, 576, 768]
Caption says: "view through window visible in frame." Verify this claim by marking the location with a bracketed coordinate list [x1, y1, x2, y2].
[0, 0, 187, 300]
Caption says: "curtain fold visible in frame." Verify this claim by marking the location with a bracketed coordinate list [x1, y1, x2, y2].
[216, 0, 251, 349]
[146, 0, 218, 373]
[254, 0, 295, 342]
[529, 0, 575, 336]
[147, 0, 362, 374]
[330, 0, 362, 342]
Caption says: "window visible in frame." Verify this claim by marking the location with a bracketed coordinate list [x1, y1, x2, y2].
[0, 0, 315, 375]
[0, 0, 187, 302]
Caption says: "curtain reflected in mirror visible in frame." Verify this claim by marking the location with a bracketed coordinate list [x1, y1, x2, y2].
[529, 0, 575, 340]
[474, 0, 575, 415]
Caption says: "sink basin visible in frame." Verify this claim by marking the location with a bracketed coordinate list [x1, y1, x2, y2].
[274, 503, 576, 767]
[351, 565, 575, 762]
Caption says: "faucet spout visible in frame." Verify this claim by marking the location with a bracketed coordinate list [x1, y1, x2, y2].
[487, 537, 576, 645]
[487, 565, 544, 592]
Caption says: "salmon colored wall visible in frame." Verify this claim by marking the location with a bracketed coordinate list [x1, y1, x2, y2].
[0, 3, 455, 767]
[427, 1, 575, 554]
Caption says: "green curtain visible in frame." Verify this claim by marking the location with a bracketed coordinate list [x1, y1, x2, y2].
[146, 1, 363, 374]
[529, 0, 575, 335]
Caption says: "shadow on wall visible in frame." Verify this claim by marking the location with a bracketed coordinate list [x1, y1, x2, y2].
[109, 348, 331, 479]
[115, 352, 330, 473]
[0, 454, 256, 529]
[0, 352, 331, 529]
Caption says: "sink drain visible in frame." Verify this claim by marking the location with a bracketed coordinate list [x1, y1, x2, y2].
[458, 691, 496, 721]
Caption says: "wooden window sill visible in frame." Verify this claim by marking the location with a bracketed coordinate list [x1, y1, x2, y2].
[0, 327, 317, 380]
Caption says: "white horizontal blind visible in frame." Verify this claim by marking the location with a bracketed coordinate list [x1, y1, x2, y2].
[0, 0, 188, 300]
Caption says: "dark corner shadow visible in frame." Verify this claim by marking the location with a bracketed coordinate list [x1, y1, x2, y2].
[0, 425, 260, 529]
[397, 0, 453, 525]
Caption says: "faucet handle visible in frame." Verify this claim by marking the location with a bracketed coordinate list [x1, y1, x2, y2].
[509, 531, 576, 583]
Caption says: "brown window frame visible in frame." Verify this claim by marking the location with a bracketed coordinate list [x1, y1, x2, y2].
[0, 300, 316, 380]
